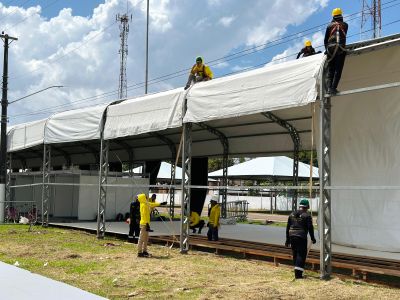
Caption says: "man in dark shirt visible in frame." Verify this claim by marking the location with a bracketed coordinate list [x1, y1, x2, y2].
[296, 40, 317, 59]
[128, 196, 140, 243]
[324, 7, 348, 95]
[285, 199, 316, 279]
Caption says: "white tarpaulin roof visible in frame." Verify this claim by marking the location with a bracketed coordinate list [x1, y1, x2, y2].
[208, 156, 318, 180]
[7, 119, 46, 152]
[45, 104, 109, 144]
[184, 53, 323, 123]
[104, 88, 184, 140]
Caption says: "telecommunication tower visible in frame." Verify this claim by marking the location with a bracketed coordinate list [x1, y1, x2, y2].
[361, 0, 382, 39]
[116, 13, 132, 99]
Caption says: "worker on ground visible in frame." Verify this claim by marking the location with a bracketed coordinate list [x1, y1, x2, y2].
[189, 211, 205, 234]
[184, 56, 213, 90]
[137, 193, 167, 257]
[127, 196, 140, 243]
[149, 193, 159, 220]
[296, 40, 317, 59]
[324, 7, 348, 95]
[285, 199, 316, 279]
[207, 196, 221, 241]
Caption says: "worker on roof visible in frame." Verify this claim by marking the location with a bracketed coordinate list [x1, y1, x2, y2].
[190, 211, 205, 234]
[184, 56, 213, 90]
[207, 195, 221, 241]
[285, 199, 316, 279]
[324, 7, 348, 95]
[137, 193, 167, 258]
[296, 40, 318, 59]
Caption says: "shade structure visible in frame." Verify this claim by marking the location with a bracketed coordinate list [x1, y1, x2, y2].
[208, 156, 318, 181]
[7, 119, 46, 152]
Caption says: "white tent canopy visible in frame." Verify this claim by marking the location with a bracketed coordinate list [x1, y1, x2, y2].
[7, 119, 46, 152]
[208, 156, 318, 180]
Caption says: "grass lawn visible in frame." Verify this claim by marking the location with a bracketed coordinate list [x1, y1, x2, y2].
[0, 224, 399, 300]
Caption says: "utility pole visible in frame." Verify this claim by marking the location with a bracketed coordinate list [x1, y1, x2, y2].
[145, 0, 149, 94]
[116, 12, 132, 100]
[361, 0, 382, 39]
[0, 32, 17, 222]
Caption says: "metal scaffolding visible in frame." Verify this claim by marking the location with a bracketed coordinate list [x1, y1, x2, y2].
[97, 138, 109, 239]
[262, 112, 300, 211]
[197, 123, 229, 218]
[180, 122, 192, 253]
[41, 145, 51, 227]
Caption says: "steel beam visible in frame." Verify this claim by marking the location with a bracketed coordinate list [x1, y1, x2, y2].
[332, 81, 400, 97]
[262, 112, 300, 211]
[180, 123, 192, 253]
[41, 145, 51, 227]
[319, 61, 332, 279]
[197, 123, 229, 218]
[97, 138, 109, 239]
[150, 132, 177, 217]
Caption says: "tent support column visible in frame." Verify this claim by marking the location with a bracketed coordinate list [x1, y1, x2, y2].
[97, 138, 109, 239]
[320, 68, 332, 279]
[150, 132, 177, 217]
[5, 153, 11, 222]
[261, 112, 300, 210]
[41, 145, 51, 227]
[197, 123, 229, 218]
[180, 122, 192, 253]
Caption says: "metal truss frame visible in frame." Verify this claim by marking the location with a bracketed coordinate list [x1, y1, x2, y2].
[5, 153, 11, 222]
[197, 123, 229, 218]
[150, 132, 177, 217]
[180, 122, 192, 253]
[41, 145, 51, 227]
[262, 112, 300, 211]
[319, 63, 332, 279]
[97, 138, 109, 239]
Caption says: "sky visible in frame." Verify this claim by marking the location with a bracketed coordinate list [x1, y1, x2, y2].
[1, 0, 399, 125]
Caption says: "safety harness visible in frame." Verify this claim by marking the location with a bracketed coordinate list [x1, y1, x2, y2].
[327, 21, 347, 61]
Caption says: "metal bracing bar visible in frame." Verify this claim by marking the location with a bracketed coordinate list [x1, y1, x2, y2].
[150, 132, 177, 217]
[97, 138, 109, 239]
[319, 61, 332, 279]
[112, 140, 134, 176]
[180, 123, 192, 253]
[197, 123, 229, 218]
[78, 141, 99, 163]
[51, 146, 71, 167]
[262, 112, 300, 211]
[41, 145, 51, 227]
[5, 153, 12, 222]
[331, 81, 400, 97]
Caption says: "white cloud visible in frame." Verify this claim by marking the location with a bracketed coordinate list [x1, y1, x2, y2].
[218, 16, 235, 27]
[1, 0, 328, 125]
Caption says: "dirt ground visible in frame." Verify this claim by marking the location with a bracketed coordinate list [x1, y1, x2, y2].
[0, 225, 399, 300]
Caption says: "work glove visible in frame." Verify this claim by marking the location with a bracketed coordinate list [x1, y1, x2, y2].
[184, 85, 190, 90]
[311, 238, 316, 244]
[285, 240, 290, 247]
[160, 201, 167, 206]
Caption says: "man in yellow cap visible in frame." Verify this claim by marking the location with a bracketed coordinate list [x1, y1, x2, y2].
[324, 8, 348, 95]
[296, 40, 317, 59]
[184, 56, 213, 90]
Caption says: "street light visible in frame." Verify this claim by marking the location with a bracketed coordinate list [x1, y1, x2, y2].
[9, 85, 64, 104]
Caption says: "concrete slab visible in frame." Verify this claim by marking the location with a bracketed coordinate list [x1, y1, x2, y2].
[0, 261, 106, 300]
[50, 221, 400, 261]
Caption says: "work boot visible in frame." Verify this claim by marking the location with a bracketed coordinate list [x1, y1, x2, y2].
[294, 269, 303, 279]
[143, 251, 151, 258]
[137, 252, 145, 257]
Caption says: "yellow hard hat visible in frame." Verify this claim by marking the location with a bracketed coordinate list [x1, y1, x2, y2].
[332, 7, 342, 16]
[305, 40, 312, 47]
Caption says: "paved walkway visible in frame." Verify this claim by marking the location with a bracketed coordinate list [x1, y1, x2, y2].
[51, 221, 400, 261]
[0, 261, 107, 300]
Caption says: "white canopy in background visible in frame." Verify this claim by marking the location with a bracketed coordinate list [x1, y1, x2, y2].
[184, 53, 323, 123]
[132, 161, 183, 180]
[208, 156, 318, 179]
[104, 88, 184, 140]
[7, 119, 46, 152]
[45, 104, 109, 144]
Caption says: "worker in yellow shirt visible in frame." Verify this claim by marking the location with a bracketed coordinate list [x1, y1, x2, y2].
[184, 56, 213, 90]
[189, 211, 205, 234]
[207, 196, 221, 241]
[137, 193, 167, 257]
